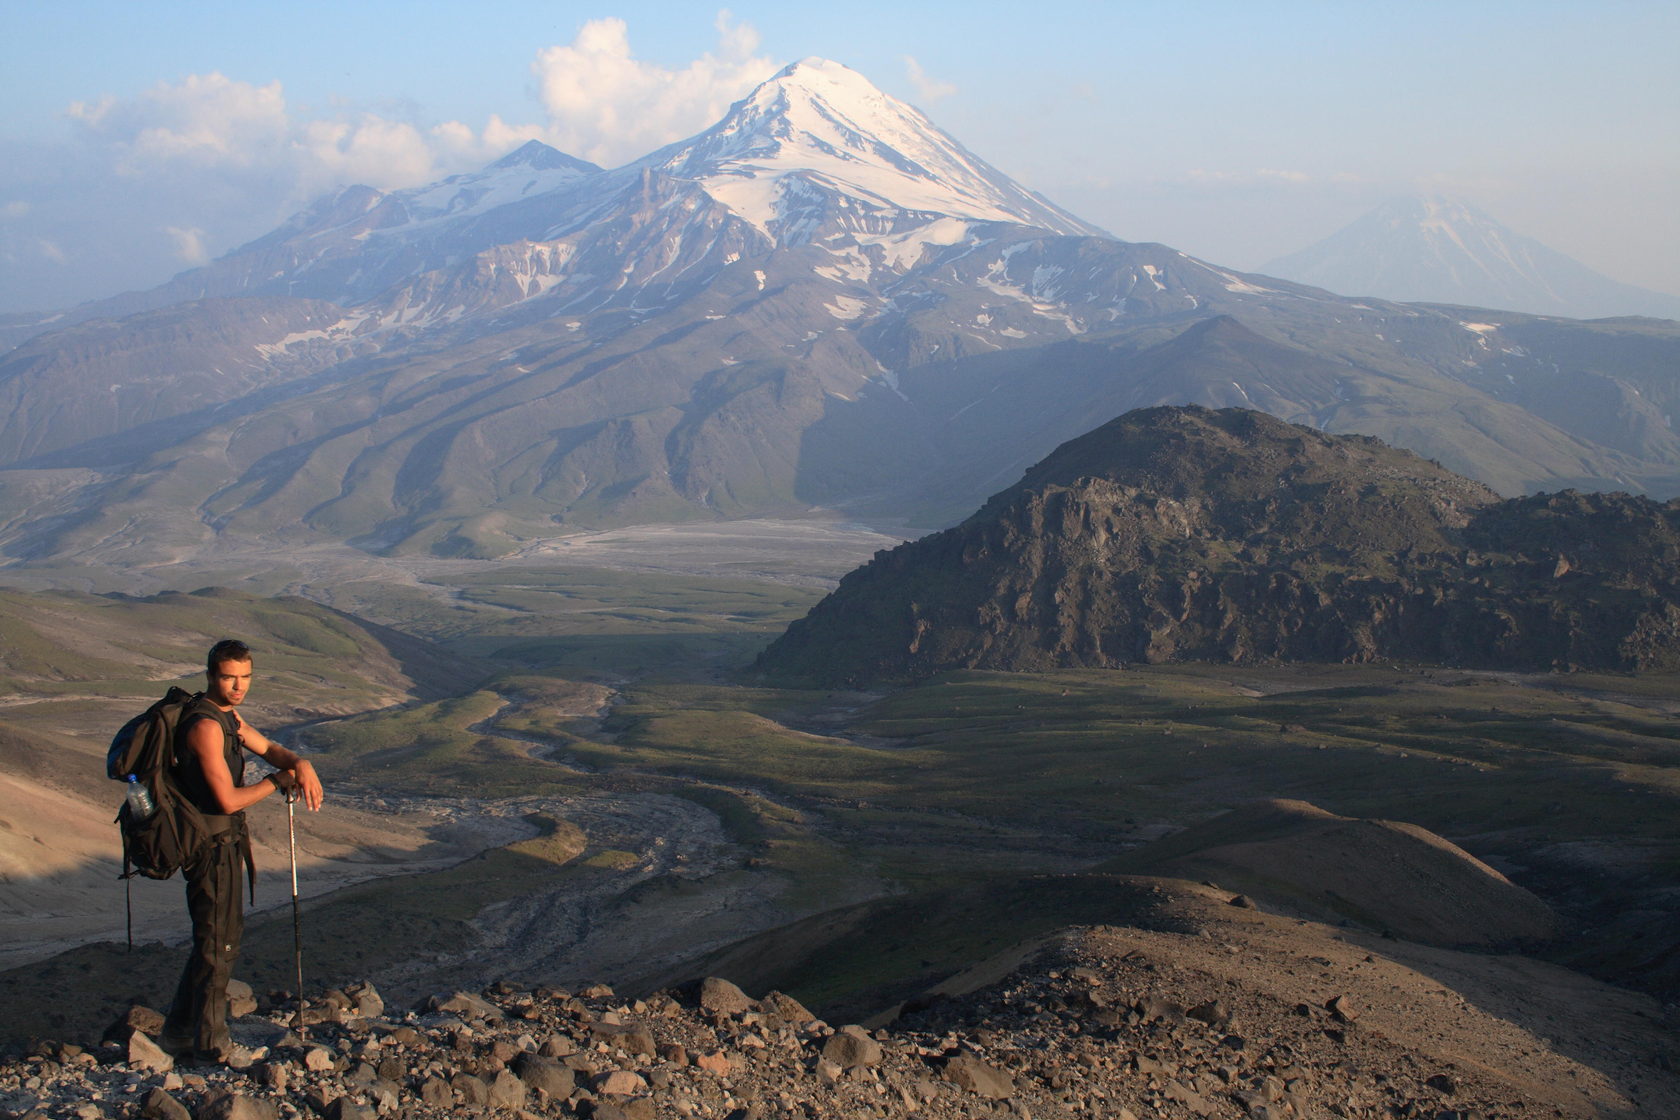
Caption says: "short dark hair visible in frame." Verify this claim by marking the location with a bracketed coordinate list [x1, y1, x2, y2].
[207, 639, 253, 672]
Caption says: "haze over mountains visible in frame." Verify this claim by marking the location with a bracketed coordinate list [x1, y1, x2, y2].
[1261, 196, 1680, 321]
[1, 59, 1677, 569]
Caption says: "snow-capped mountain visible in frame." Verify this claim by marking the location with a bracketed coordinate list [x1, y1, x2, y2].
[1, 66, 1678, 566]
[1260, 196, 1680, 320]
[646, 58, 1106, 243]
[152, 139, 607, 309]
[0, 139, 608, 352]
[0, 60, 1102, 350]
[395, 139, 600, 225]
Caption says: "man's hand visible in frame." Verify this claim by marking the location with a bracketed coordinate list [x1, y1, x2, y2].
[270, 760, 324, 810]
[292, 759, 324, 811]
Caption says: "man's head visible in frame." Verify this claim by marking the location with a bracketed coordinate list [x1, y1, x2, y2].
[205, 639, 254, 708]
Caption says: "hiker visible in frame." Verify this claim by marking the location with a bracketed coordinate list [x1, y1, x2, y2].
[160, 639, 324, 1064]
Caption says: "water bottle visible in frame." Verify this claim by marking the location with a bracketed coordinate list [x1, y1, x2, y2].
[124, 774, 156, 818]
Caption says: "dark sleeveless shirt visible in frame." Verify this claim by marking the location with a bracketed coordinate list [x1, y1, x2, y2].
[173, 697, 245, 817]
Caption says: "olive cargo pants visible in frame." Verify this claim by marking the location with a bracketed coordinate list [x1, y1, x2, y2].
[161, 817, 245, 1056]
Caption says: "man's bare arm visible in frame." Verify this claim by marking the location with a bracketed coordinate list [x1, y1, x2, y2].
[236, 710, 325, 811]
[186, 717, 280, 814]
[191, 713, 325, 812]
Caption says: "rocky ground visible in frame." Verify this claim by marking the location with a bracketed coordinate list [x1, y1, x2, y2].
[5, 884, 1676, 1120]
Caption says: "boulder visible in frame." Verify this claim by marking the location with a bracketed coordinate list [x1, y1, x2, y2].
[195, 1090, 278, 1120]
[487, 1068, 528, 1111]
[431, 991, 504, 1021]
[592, 1069, 649, 1096]
[254, 1061, 288, 1093]
[1164, 1078, 1213, 1114]
[698, 977, 754, 1017]
[1187, 999, 1232, 1027]
[539, 1032, 578, 1058]
[140, 1088, 190, 1120]
[618, 1028, 657, 1056]
[418, 1076, 452, 1107]
[941, 1054, 1015, 1100]
[820, 1025, 882, 1070]
[367, 1080, 400, 1112]
[106, 1004, 165, 1043]
[126, 1030, 173, 1073]
[226, 979, 257, 1019]
[513, 1052, 577, 1098]
[761, 990, 817, 1026]
[591, 1100, 656, 1120]
[322, 1100, 374, 1120]
[345, 980, 385, 1019]
[451, 1072, 490, 1106]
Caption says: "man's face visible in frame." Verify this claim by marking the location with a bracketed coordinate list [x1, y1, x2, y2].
[206, 658, 253, 708]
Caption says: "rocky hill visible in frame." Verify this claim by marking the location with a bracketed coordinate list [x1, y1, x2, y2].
[6, 882, 1673, 1120]
[756, 406, 1680, 685]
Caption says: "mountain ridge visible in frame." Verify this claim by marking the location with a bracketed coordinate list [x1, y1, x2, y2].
[756, 405, 1680, 685]
[1261, 195, 1680, 320]
[646, 58, 1108, 242]
[2, 64, 1679, 567]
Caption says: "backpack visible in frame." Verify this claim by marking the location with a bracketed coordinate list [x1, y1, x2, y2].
[108, 686, 214, 888]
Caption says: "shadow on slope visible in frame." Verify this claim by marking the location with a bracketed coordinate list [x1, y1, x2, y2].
[1098, 797, 1559, 947]
[633, 874, 1193, 1027]
[647, 797, 1559, 1029]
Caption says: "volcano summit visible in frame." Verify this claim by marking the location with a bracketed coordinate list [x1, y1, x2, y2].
[1, 61, 1677, 567]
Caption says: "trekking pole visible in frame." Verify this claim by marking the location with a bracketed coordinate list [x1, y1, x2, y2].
[287, 790, 306, 1038]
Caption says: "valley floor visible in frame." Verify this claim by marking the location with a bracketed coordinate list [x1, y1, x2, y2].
[2, 522, 1678, 1119]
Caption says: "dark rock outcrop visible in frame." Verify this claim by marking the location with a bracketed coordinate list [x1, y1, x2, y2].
[757, 405, 1680, 684]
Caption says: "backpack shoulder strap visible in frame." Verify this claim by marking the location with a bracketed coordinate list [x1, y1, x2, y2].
[179, 692, 232, 728]
[173, 694, 237, 758]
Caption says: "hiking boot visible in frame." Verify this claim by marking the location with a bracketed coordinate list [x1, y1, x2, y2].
[156, 1031, 193, 1060]
[188, 1042, 256, 1068]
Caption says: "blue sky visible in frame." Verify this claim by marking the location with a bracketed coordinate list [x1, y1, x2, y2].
[2, 1, 1676, 313]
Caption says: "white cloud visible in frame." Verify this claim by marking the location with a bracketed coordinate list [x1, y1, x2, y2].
[431, 115, 547, 167]
[904, 56, 957, 103]
[296, 116, 438, 195]
[5, 14, 780, 311]
[165, 225, 210, 265]
[70, 73, 291, 173]
[66, 72, 447, 196]
[57, 17, 777, 192]
[530, 14, 776, 167]
[55, 14, 776, 197]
